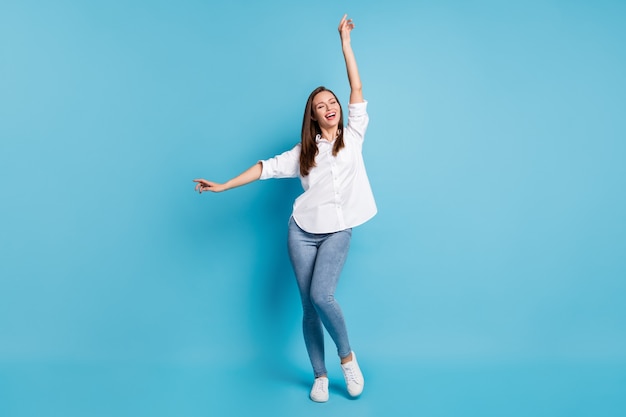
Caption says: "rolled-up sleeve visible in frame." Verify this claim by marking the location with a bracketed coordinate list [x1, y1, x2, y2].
[345, 100, 369, 143]
[259, 143, 301, 179]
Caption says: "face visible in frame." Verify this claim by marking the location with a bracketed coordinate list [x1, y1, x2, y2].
[312, 90, 341, 130]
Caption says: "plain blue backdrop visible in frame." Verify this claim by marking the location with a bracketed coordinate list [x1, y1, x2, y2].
[1, 0, 625, 416]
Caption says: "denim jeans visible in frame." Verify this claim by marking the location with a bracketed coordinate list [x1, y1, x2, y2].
[287, 217, 353, 378]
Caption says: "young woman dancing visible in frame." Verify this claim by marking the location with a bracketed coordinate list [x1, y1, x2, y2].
[193, 14, 376, 402]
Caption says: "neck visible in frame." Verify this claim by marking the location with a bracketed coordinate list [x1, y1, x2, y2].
[320, 127, 338, 142]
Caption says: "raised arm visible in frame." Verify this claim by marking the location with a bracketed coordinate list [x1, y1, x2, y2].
[193, 162, 262, 193]
[338, 14, 363, 104]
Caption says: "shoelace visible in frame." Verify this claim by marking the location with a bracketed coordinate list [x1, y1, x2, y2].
[313, 378, 328, 393]
[343, 363, 359, 383]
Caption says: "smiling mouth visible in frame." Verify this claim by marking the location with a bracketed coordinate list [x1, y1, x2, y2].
[325, 112, 336, 120]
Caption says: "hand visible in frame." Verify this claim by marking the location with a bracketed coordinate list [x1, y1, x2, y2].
[193, 178, 226, 193]
[338, 14, 355, 43]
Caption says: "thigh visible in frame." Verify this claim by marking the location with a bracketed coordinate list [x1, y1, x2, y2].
[288, 218, 319, 296]
[311, 228, 352, 294]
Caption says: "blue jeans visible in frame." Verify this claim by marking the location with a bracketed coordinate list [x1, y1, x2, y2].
[287, 217, 353, 378]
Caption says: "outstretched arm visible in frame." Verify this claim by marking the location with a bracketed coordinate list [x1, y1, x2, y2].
[339, 14, 363, 104]
[193, 162, 262, 193]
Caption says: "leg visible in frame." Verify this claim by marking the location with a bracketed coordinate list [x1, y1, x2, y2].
[287, 218, 327, 378]
[309, 227, 353, 360]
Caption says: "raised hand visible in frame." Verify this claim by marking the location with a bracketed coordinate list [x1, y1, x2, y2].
[338, 14, 355, 43]
[338, 14, 363, 103]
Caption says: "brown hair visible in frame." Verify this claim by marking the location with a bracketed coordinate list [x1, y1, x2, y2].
[299, 86, 345, 177]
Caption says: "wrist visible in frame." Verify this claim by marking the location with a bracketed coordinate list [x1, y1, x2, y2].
[222, 180, 233, 191]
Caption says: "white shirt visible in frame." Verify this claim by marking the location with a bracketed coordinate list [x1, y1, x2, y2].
[260, 100, 377, 233]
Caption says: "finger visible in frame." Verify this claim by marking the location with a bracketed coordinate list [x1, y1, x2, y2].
[196, 181, 210, 191]
[339, 14, 347, 28]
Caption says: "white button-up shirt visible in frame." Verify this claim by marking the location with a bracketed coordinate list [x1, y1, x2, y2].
[260, 101, 377, 233]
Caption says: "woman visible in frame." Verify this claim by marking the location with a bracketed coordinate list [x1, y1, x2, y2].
[193, 14, 376, 402]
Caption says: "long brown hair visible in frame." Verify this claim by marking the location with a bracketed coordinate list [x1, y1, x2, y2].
[299, 86, 345, 177]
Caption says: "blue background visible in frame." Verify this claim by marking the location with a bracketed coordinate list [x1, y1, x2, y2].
[1, 0, 625, 416]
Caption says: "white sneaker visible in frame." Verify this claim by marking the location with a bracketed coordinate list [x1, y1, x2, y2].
[341, 351, 364, 397]
[310, 377, 329, 402]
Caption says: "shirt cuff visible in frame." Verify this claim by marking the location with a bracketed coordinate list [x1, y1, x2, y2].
[348, 100, 368, 115]
[258, 159, 271, 180]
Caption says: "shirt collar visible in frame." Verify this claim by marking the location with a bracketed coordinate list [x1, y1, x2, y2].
[315, 134, 335, 144]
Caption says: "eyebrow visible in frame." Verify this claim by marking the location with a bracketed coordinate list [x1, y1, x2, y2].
[314, 98, 337, 107]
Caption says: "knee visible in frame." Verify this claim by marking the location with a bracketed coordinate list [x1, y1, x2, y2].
[310, 291, 334, 309]
[302, 302, 318, 320]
